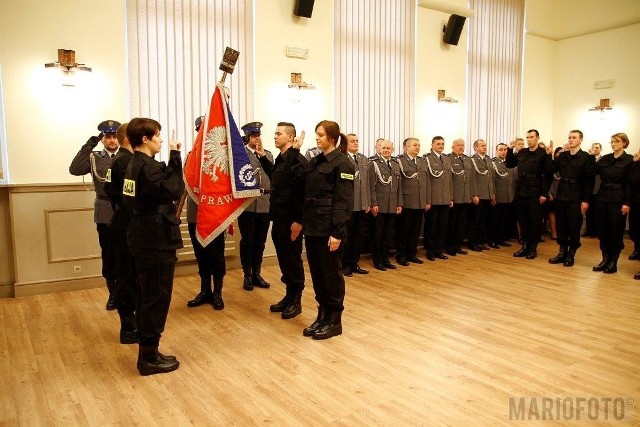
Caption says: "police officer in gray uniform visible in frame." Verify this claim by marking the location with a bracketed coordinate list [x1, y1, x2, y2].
[239, 122, 273, 291]
[369, 139, 403, 270]
[490, 143, 516, 247]
[69, 120, 120, 310]
[468, 139, 496, 251]
[342, 133, 371, 276]
[446, 139, 476, 255]
[395, 137, 427, 266]
[424, 136, 454, 260]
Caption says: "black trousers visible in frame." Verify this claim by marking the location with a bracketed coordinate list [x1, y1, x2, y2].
[395, 208, 423, 260]
[629, 200, 640, 251]
[556, 200, 583, 250]
[596, 202, 627, 255]
[237, 211, 270, 270]
[188, 223, 225, 282]
[371, 212, 395, 264]
[516, 196, 543, 245]
[446, 203, 469, 252]
[491, 203, 511, 244]
[134, 253, 177, 347]
[468, 199, 491, 246]
[110, 226, 137, 318]
[424, 205, 449, 256]
[343, 210, 367, 268]
[305, 236, 345, 312]
[584, 193, 598, 236]
[272, 221, 305, 292]
[97, 223, 116, 293]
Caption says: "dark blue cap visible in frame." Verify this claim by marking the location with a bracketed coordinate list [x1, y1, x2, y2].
[195, 116, 204, 132]
[241, 121, 262, 136]
[97, 120, 121, 134]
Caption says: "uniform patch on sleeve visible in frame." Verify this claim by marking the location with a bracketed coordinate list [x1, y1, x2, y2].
[123, 179, 136, 196]
[340, 172, 354, 180]
[105, 169, 112, 182]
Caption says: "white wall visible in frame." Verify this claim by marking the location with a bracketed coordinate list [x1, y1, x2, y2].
[415, 1, 469, 154]
[0, 0, 128, 184]
[521, 34, 555, 142]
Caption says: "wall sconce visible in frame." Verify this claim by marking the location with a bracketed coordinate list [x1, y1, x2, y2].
[589, 98, 612, 112]
[437, 89, 458, 103]
[288, 72, 315, 90]
[44, 49, 92, 86]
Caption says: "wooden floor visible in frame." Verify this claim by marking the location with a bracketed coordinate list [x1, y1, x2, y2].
[1, 237, 639, 426]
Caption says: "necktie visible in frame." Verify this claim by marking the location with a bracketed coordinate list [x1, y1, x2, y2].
[110, 154, 115, 158]
[353, 154, 357, 162]
[413, 158, 417, 166]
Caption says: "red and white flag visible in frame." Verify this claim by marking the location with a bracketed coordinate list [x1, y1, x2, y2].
[184, 83, 261, 246]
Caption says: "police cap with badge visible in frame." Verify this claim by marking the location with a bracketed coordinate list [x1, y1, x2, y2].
[98, 120, 121, 135]
[241, 121, 262, 143]
[195, 116, 204, 132]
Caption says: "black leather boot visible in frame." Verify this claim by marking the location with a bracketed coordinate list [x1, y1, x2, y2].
[549, 246, 568, 264]
[212, 277, 224, 310]
[137, 345, 180, 376]
[119, 316, 138, 344]
[603, 253, 619, 274]
[282, 290, 302, 319]
[525, 242, 538, 260]
[270, 287, 292, 312]
[513, 243, 529, 257]
[563, 248, 577, 267]
[303, 306, 328, 337]
[252, 264, 270, 288]
[187, 276, 213, 307]
[242, 266, 253, 291]
[106, 293, 116, 311]
[592, 252, 609, 272]
[312, 311, 343, 340]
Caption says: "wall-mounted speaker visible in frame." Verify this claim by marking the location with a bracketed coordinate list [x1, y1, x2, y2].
[443, 14, 466, 45]
[294, 0, 315, 18]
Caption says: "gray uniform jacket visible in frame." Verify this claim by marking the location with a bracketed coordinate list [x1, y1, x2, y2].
[69, 142, 116, 224]
[369, 157, 403, 213]
[492, 157, 516, 204]
[347, 152, 371, 211]
[397, 154, 428, 209]
[450, 154, 475, 204]
[244, 147, 273, 213]
[470, 154, 495, 200]
[424, 151, 453, 206]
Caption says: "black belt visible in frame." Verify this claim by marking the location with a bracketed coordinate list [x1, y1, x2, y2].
[601, 183, 623, 189]
[260, 188, 271, 195]
[305, 198, 332, 207]
[96, 195, 110, 201]
[133, 204, 176, 215]
[561, 178, 578, 184]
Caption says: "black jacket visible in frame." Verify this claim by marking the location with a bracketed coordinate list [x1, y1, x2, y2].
[505, 146, 552, 198]
[552, 149, 596, 203]
[104, 150, 133, 231]
[259, 147, 307, 224]
[595, 152, 633, 205]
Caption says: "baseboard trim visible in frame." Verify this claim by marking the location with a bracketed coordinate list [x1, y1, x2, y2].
[0, 281, 14, 298]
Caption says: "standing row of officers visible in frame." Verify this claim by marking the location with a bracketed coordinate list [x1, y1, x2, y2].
[71, 117, 637, 376]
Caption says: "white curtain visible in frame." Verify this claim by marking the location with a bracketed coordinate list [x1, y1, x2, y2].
[126, 0, 254, 160]
[467, 0, 524, 156]
[335, 0, 416, 156]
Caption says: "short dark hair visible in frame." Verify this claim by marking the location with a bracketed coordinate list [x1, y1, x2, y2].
[570, 129, 583, 139]
[496, 143, 508, 149]
[612, 132, 630, 149]
[403, 137, 418, 146]
[126, 118, 161, 148]
[527, 129, 539, 137]
[277, 122, 296, 137]
[432, 136, 444, 144]
[116, 122, 128, 145]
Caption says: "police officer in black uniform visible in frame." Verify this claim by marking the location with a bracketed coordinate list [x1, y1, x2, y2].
[548, 130, 596, 267]
[123, 117, 183, 376]
[257, 122, 307, 319]
[103, 123, 138, 344]
[238, 122, 273, 291]
[69, 120, 120, 310]
[301, 120, 354, 340]
[185, 116, 225, 310]
[505, 129, 553, 259]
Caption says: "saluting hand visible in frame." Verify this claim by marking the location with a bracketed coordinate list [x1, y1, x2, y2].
[255, 142, 266, 157]
[169, 130, 181, 151]
[293, 130, 305, 149]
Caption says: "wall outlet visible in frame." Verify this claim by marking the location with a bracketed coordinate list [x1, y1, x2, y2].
[73, 265, 82, 274]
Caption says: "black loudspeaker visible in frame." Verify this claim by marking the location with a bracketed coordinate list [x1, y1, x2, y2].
[294, 0, 315, 18]
[443, 14, 466, 45]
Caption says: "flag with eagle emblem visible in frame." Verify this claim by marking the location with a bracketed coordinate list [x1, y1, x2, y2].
[184, 83, 261, 246]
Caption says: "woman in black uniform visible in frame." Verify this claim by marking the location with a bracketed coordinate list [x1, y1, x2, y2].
[302, 120, 354, 340]
[123, 118, 184, 376]
[592, 133, 633, 274]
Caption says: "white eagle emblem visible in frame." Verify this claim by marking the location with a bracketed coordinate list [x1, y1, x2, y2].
[202, 126, 229, 181]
